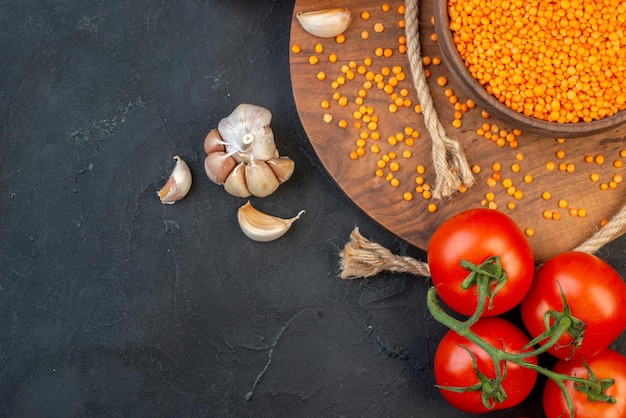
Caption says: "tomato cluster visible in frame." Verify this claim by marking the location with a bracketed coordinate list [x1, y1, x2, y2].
[427, 209, 626, 417]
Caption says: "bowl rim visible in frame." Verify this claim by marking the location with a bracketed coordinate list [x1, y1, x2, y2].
[432, 0, 626, 138]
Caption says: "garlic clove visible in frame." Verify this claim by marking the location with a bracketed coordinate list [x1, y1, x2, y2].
[249, 125, 277, 162]
[204, 128, 225, 155]
[224, 162, 252, 197]
[218, 104, 277, 163]
[266, 156, 295, 184]
[204, 151, 236, 185]
[157, 156, 192, 204]
[245, 160, 280, 197]
[296, 8, 353, 38]
[237, 201, 305, 242]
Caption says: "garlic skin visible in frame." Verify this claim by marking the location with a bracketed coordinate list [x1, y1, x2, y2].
[218, 104, 277, 163]
[237, 201, 305, 242]
[157, 156, 192, 204]
[296, 8, 353, 38]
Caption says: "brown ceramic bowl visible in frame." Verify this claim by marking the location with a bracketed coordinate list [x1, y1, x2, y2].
[432, 0, 626, 138]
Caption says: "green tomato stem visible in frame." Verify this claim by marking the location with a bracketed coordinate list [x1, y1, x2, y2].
[427, 286, 613, 418]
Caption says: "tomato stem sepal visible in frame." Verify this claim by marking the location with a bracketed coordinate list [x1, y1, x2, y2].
[521, 282, 586, 359]
[435, 344, 509, 410]
[574, 359, 617, 404]
[459, 256, 508, 313]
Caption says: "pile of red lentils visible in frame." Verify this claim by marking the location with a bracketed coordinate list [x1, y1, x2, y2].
[448, 0, 626, 122]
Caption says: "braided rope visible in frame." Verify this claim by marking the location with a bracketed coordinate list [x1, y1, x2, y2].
[404, 0, 474, 199]
[574, 202, 626, 254]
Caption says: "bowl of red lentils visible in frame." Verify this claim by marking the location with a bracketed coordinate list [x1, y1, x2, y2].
[433, 0, 626, 137]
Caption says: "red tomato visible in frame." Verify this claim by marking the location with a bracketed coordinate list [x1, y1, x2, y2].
[543, 349, 626, 418]
[521, 251, 626, 360]
[427, 208, 534, 316]
[434, 317, 538, 413]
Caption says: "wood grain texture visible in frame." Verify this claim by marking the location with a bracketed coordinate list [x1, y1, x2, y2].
[290, 0, 626, 261]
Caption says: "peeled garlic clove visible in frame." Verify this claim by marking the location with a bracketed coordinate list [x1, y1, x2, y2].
[204, 152, 236, 184]
[204, 128, 225, 155]
[238, 201, 305, 242]
[245, 160, 280, 197]
[266, 156, 295, 184]
[224, 162, 252, 197]
[157, 156, 192, 204]
[296, 8, 352, 38]
[218, 104, 277, 163]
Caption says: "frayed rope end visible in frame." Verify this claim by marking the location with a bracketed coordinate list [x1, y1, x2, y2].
[339, 227, 431, 280]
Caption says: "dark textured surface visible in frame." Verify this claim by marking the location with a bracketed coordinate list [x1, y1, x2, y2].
[1, 1, 625, 417]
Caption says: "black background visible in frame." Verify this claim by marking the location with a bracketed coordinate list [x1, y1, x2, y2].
[2, 1, 625, 417]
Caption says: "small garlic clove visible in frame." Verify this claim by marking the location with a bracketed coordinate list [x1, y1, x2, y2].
[245, 160, 280, 197]
[296, 8, 353, 38]
[237, 201, 305, 242]
[157, 156, 192, 204]
[204, 128, 225, 155]
[224, 162, 252, 197]
[204, 151, 236, 184]
[266, 156, 295, 184]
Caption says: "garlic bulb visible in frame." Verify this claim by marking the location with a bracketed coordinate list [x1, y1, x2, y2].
[157, 156, 192, 204]
[238, 201, 305, 242]
[296, 8, 353, 38]
[203, 104, 295, 198]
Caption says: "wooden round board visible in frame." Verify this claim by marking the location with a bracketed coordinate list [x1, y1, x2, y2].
[289, 0, 626, 262]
